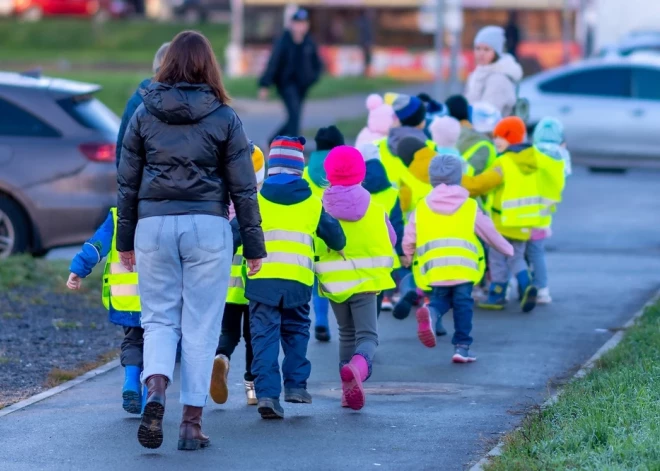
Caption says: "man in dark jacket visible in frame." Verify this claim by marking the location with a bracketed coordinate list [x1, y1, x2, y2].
[258, 8, 323, 142]
[115, 42, 170, 167]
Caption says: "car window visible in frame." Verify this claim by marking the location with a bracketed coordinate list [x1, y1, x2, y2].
[57, 94, 120, 135]
[540, 67, 632, 98]
[0, 98, 60, 138]
[631, 67, 660, 100]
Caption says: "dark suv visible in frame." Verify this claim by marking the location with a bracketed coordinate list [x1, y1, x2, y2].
[0, 71, 118, 258]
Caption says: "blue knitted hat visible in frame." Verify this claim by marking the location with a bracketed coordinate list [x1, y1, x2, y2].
[392, 94, 426, 127]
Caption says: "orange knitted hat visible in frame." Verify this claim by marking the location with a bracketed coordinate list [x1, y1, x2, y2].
[493, 116, 526, 145]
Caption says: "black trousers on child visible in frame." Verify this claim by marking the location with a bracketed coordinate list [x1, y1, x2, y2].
[217, 303, 255, 381]
[121, 327, 144, 369]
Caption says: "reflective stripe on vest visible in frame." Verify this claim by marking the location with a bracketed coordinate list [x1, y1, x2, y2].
[412, 198, 484, 289]
[249, 193, 322, 287]
[501, 196, 556, 210]
[315, 198, 395, 303]
[102, 208, 141, 313]
[226, 247, 248, 305]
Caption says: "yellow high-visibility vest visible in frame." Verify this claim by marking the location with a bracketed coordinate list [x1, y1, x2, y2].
[302, 167, 326, 200]
[248, 193, 322, 287]
[102, 208, 141, 312]
[371, 186, 402, 270]
[226, 246, 248, 305]
[412, 198, 485, 290]
[315, 198, 395, 303]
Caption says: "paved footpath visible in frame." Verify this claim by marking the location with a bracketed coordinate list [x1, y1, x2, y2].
[9, 167, 660, 470]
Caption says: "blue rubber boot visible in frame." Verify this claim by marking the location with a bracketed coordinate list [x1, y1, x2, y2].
[122, 366, 142, 414]
[516, 270, 538, 313]
[478, 282, 508, 310]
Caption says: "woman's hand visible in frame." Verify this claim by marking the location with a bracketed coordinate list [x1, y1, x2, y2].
[246, 259, 263, 276]
[67, 273, 82, 290]
[119, 251, 136, 272]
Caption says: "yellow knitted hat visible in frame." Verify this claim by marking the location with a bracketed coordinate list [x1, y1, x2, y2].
[251, 144, 265, 185]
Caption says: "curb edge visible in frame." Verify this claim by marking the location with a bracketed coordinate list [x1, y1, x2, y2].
[468, 289, 660, 471]
[0, 359, 121, 419]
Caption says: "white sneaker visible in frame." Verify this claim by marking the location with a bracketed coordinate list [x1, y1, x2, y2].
[381, 297, 393, 311]
[537, 287, 552, 304]
[506, 277, 518, 301]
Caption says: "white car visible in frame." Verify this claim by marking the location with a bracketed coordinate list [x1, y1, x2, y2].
[519, 55, 660, 170]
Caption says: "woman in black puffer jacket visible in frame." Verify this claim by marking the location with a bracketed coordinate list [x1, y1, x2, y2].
[116, 30, 266, 451]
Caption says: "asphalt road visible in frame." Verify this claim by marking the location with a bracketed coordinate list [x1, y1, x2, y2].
[9, 167, 660, 471]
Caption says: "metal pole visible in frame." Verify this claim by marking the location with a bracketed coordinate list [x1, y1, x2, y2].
[434, 0, 446, 99]
[447, 0, 462, 95]
[562, 0, 572, 64]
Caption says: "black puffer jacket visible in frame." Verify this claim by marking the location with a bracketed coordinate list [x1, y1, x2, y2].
[117, 82, 266, 260]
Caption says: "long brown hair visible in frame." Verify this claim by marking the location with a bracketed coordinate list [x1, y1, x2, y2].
[155, 30, 230, 103]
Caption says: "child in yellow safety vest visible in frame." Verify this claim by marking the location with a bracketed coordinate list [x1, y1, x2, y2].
[461, 116, 550, 313]
[402, 154, 513, 362]
[245, 136, 346, 420]
[525, 117, 570, 304]
[67, 207, 144, 415]
[302, 125, 345, 342]
[210, 142, 265, 407]
[318, 145, 397, 410]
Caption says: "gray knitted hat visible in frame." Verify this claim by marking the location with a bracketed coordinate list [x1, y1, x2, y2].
[429, 154, 464, 187]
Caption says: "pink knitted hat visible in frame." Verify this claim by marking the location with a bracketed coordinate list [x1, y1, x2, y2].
[366, 94, 395, 135]
[430, 116, 461, 147]
[324, 145, 366, 186]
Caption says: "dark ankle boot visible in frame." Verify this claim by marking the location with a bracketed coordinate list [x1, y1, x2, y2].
[178, 405, 210, 451]
[137, 375, 167, 449]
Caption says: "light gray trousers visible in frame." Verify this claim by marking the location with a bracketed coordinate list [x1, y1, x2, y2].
[330, 293, 379, 364]
[136, 215, 232, 407]
[488, 239, 528, 283]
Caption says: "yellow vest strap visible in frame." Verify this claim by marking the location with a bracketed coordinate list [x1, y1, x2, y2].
[420, 256, 479, 275]
[264, 229, 314, 246]
[417, 238, 479, 257]
[315, 256, 394, 274]
[319, 279, 374, 295]
[263, 251, 313, 271]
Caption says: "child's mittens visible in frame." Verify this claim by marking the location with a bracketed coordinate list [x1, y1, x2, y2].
[67, 273, 82, 290]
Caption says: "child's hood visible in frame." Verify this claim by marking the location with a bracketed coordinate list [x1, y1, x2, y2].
[307, 150, 330, 188]
[260, 174, 312, 206]
[504, 143, 538, 175]
[362, 159, 392, 194]
[425, 184, 469, 215]
[322, 185, 371, 222]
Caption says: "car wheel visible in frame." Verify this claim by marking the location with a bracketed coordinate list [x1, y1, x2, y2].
[0, 196, 30, 259]
[588, 167, 627, 174]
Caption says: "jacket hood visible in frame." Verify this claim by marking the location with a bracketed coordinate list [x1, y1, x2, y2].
[476, 53, 523, 82]
[307, 150, 330, 188]
[260, 174, 312, 205]
[362, 160, 391, 194]
[387, 126, 428, 156]
[141, 82, 222, 125]
[505, 143, 538, 175]
[322, 185, 371, 222]
[425, 184, 469, 215]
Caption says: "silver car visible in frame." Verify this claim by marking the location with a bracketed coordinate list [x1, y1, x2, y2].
[0, 71, 118, 258]
[519, 54, 660, 170]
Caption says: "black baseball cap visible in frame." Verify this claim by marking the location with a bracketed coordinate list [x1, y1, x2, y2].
[291, 8, 309, 22]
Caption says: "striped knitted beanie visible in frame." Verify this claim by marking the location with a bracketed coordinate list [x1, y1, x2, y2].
[268, 136, 306, 176]
[392, 94, 426, 127]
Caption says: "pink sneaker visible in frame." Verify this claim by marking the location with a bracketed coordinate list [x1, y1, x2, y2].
[340, 355, 368, 411]
[416, 306, 437, 348]
[341, 392, 349, 408]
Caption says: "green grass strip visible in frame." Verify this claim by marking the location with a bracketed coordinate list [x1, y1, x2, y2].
[487, 300, 660, 471]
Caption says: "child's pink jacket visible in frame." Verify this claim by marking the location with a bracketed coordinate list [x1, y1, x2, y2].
[403, 184, 514, 286]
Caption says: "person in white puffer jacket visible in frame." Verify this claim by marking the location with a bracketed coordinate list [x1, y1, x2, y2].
[465, 26, 523, 117]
